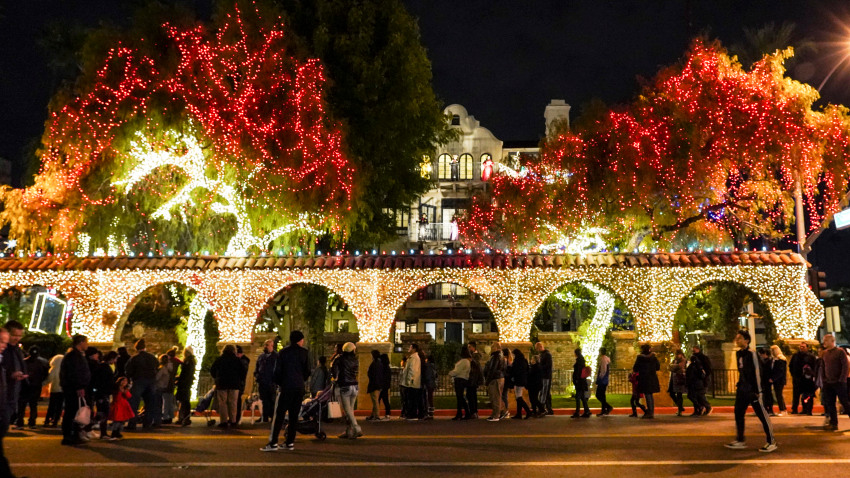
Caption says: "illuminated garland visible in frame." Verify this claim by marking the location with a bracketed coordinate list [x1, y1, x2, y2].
[0, 257, 822, 348]
[576, 283, 614, 383]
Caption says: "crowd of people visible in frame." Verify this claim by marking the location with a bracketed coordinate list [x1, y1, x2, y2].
[4, 322, 850, 465]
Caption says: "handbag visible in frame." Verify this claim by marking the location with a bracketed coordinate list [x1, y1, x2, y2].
[327, 399, 343, 419]
[75, 397, 92, 426]
[581, 366, 591, 379]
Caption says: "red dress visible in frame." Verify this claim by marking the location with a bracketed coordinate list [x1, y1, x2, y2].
[109, 390, 136, 422]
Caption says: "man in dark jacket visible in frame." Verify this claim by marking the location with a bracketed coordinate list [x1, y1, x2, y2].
[210, 345, 245, 428]
[366, 350, 383, 420]
[176, 347, 196, 426]
[789, 342, 815, 414]
[725, 330, 776, 452]
[15, 346, 47, 429]
[484, 343, 506, 421]
[632, 344, 660, 418]
[262, 330, 310, 452]
[254, 339, 278, 423]
[60, 334, 91, 446]
[691, 344, 712, 415]
[0, 328, 19, 478]
[124, 339, 160, 429]
[535, 342, 554, 415]
[757, 348, 774, 413]
[3, 321, 26, 425]
[819, 334, 850, 431]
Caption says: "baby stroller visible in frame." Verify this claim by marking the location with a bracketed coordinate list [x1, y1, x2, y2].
[194, 386, 218, 427]
[284, 383, 334, 441]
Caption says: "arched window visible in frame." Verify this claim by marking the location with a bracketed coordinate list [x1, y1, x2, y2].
[438, 154, 453, 180]
[451, 114, 461, 126]
[458, 153, 474, 180]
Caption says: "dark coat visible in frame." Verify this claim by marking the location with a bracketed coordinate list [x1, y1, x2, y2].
[275, 344, 310, 390]
[789, 350, 815, 379]
[539, 349, 553, 380]
[22, 355, 48, 394]
[484, 350, 505, 384]
[511, 355, 529, 388]
[332, 352, 358, 387]
[59, 348, 91, 393]
[573, 355, 588, 392]
[632, 353, 660, 394]
[210, 353, 245, 390]
[380, 361, 392, 390]
[528, 362, 543, 391]
[422, 360, 437, 389]
[90, 361, 114, 399]
[3, 345, 25, 404]
[125, 351, 159, 381]
[686, 357, 706, 392]
[176, 355, 196, 394]
[254, 351, 278, 386]
[367, 358, 383, 393]
[771, 358, 787, 386]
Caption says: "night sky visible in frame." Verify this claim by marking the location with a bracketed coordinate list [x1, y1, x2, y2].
[1, 0, 849, 283]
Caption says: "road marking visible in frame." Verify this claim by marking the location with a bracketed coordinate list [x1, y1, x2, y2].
[14, 459, 850, 468]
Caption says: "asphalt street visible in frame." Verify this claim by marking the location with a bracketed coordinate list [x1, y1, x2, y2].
[5, 413, 849, 478]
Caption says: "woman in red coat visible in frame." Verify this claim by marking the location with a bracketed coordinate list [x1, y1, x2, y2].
[109, 377, 135, 439]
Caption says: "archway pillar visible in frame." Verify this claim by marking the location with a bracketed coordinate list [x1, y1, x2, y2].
[355, 342, 393, 411]
[648, 342, 674, 407]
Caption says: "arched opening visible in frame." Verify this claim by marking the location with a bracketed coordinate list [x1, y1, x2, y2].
[117, 282, 216, 399]
[673, 281, 775, 348]
[256, 283, 356, 360]
[393, 281, 497, 349]
[533, 281, 635, 383]
[437, 153, 453, 180]
[0, 285, 72, 358]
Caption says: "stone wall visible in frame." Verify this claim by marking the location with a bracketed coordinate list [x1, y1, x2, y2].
[118, 324, 181, 356]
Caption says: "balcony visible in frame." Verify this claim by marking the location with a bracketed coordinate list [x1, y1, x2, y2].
[408, 222, 459, 243]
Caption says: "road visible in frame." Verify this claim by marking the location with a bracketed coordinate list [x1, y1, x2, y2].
[6, 413, 849, 477]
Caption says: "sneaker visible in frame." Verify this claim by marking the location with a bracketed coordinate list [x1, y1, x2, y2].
[776, 412, 786, 417]
[759, 442, 778, 453]
[338, 433, 351, 439]
[725, 441, 747, 449]
[405, 417, 419, 421]
[260, 443, 280, 452]
[284, 443, 295, 450]
[100, 435, 117, 441]
[486, 417, 500, 422]
[703, 407, 713, 416]
[500, 411, 510, 419]
[382, 415, 391, 421]
[112, 433, 123, 440]
[352, 431, 363, 439]
[11, 425, 24, 430]
[366, 416, 377, 421]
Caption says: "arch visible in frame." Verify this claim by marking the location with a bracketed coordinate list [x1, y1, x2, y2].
[458, 153, 475, 180]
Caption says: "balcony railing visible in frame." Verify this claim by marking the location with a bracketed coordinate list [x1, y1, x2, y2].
[408, 223, 459, 242]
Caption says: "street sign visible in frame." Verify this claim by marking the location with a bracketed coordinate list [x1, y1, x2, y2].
[825, 306, 841, 333]
[835, 208, 850, 230]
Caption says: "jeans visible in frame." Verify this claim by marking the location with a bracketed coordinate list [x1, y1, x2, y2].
[540, 379, 553, 413]
[687, 388, 710, 413]
[644, 393, 655, 416]
[61, 392, 81, 441]
[734, 391, 774, 443]
[453, 378, 470, 418]
[821, 381, 850, 426]
[15, 387, 39, 427]
[369, 389, 381, 418]
[791, 377, 803, 413]
[529, 386, 542, 414]
[268, 388, 304, 446]
[487, 379, 504, 418]
[669, 391, 684, 412]
[128, 378, 158, 427]
[772, 383, 786, 412]
[339, 385, 361, 437]
[216, 389, 239, 424]
[259, 383, 277, 422]
[176, 388, 192, 423]
[405, 387, 423, 419]
[45, 392, 64, 426]
[466, 386, 478, 416]
[574, 390, 589, 414]
[630, 393, 646, 414]
[379, 388, 391, 416]
[161, 391, 176, 422]
[595, 383, 611, 413]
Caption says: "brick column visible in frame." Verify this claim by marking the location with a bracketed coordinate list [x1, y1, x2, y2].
[355, 342, 393, 411]
[610, 331, 637, 369]
[536, 332, 577, 394]
[649, 342, 674, 407]
[399, 332, 434, 354]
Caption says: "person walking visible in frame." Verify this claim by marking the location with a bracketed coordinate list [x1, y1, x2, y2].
[686, 354, 710, 416]
[59, 334, 91, 446]
[511, 349, 531, 419]
[448, 347, 471, 420]
[332, 342, 362, 439]
[210, 345, 243, 429]
[175, 346, 196, 426]
[262, 330, 310, 451]
[757, 348, 774, 415]
[571, 348, 591, 418]
[789, 342, 815, 414]
[366, 350, 384, 421]
[467, 342, 482, 419]
[44, 354, 64, 427]
[124, 339, 159, 429]
[818, 334, 850, 431]
[484, 342, 506, 422]
[0, 328, 20, 478]
[628, 370, 647, 417]
[528, 355, 544, 417]
[3, 321, 26, 427]
[16, 346, 48, 429]
[692, 344, 713, 414]
[379, 354, 392, 419]
[535, 342, 554, 415]
[725, 329, 777, 452]
[401, 344, 422, 420]
[632, 344, 660, 418]
[668, 349, 687, 416]
[254, 339, 278, 423]
[769, 345, 788, 416]
[595, 348, 612, 416]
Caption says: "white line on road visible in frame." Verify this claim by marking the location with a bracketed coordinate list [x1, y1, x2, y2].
[15, 459, 850, 467]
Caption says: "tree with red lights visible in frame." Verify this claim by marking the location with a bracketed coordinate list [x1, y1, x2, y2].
[462, 39, 850, 252]
[1, 2, 356, 255]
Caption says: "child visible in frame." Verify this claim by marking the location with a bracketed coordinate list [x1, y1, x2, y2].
[628, 371, 647, 417]
[109, 377, 135, 439]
